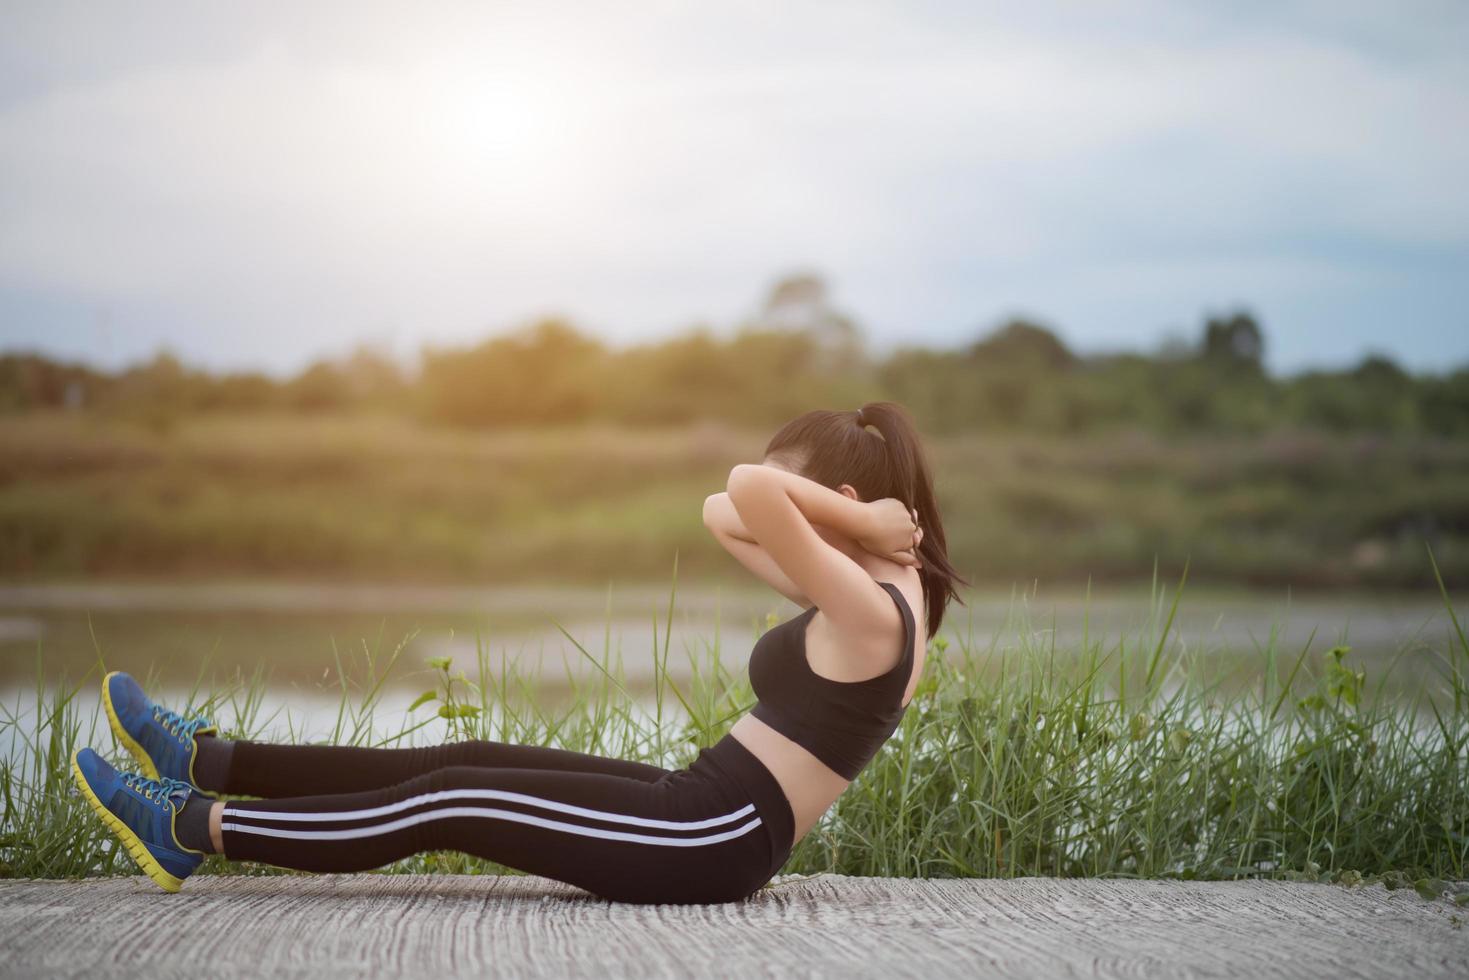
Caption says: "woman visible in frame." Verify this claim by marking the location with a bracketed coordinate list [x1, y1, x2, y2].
[72, 402, 964, 904]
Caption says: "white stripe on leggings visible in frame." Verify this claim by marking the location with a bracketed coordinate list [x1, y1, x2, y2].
[222, 809, 764, 847]
[223, 791, 755, 831]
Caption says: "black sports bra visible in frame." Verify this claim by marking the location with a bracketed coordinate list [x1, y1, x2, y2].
[747, 581, 917, 780]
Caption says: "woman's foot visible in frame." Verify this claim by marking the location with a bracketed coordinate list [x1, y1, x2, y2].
[102, 671, 217, 787]
[70, 748, 205, 892]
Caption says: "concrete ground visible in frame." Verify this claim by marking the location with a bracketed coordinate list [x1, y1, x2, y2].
[1, 874, 1465, 979]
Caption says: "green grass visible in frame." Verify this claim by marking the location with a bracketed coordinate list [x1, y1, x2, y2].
[3, 566, 1466, 885]
[3, 411, 1468, 589]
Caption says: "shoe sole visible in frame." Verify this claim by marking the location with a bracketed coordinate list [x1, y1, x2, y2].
[70, 750, 186, 893]
[102, 671, 161, 782]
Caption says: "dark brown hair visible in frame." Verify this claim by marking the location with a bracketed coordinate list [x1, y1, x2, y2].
[764, 401, 966, 639]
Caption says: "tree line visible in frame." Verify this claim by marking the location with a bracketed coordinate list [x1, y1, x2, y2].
[4, 277, 1466, 436]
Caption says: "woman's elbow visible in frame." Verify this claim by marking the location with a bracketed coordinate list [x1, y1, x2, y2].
[726, 463, 769, 501]
[702, 492, 726, 529]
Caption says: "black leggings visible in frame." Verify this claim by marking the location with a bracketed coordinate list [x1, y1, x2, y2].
[207, 733, 796, 905]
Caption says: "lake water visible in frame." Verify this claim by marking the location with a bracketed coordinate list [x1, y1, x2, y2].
[3, 581, 1462, 776]
[1, 580, 1463, 696]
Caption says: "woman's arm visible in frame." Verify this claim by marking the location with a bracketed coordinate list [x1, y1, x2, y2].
[703, 492, 811, 606]
[724, 464, 918, 637]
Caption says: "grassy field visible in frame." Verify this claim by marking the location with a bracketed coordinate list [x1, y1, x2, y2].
[2, 411, 1467, 589]
[3, 574, 1465, 885]
[4, 410, 1465, 885]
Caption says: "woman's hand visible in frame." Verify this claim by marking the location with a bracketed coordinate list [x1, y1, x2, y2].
[857, 498, 923, 568]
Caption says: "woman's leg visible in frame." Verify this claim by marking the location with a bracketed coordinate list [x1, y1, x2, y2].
[209, 763, 772, 904]
[198, 737, 670, 798]
[104, 669, 668, 799]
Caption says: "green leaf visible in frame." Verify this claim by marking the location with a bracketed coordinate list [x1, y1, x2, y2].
[454, 703, 482, 718]
[407, 690, 437, 712]
[427, 656, 452, 671]
[1414, 878, 1447, 901]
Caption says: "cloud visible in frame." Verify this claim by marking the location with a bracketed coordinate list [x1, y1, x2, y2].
[1, 0, 1466, 373]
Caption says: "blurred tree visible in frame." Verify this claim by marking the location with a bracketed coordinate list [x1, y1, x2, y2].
[752, 272, 865, 376]
[5, 293, 1467, 441]
[1201, 311, 1265, 371]
[1353, 353, 1407, 386]
[200, 371, 276, 411]
[607, 328, 744, 424]
[105, 350, 203, 432]
[968, 319, 1075, 370]
[1421, 369, 1469, 436]
[421, 319, 605, 427]
[340, 345, 408, 405]
[285, 361, 352, 412]
[1287, 354, 1417, 433]
[1350, 354, 1417, 431]
[0, 354, 105, 411]
[1156, 329, 1197, 362]
[879, 348, 980, 434]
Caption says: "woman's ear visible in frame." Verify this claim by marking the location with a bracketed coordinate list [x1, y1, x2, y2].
[837, 483, 862, 501]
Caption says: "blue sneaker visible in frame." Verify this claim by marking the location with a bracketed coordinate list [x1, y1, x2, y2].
[71, 748, 204, 892]
[102, 671, 217, 788]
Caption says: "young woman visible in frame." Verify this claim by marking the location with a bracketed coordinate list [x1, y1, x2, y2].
[72, 402, 964, 904]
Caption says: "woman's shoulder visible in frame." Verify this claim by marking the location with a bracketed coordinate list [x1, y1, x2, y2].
[813, 568, 920, 649]
[874, 573, 922, 642]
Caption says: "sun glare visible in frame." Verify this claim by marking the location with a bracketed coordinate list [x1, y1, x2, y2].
[406, 57, 607, 221]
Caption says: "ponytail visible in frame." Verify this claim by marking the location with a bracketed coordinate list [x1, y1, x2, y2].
[854, 402, 967, 639]
[765, 401, 967, 638]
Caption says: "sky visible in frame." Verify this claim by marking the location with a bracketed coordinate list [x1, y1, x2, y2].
[1, 0, 1466, 376]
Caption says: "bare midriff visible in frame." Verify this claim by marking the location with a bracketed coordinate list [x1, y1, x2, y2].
[728, 714, 851, 845]
[731, 583, 926, 848]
